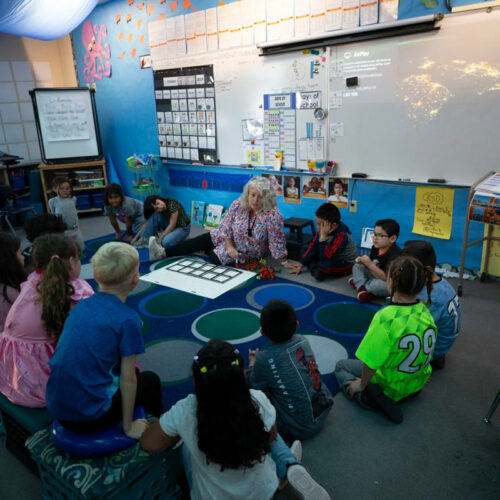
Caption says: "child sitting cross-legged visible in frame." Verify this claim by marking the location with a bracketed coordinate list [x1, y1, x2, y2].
[402, 240, 461, 370]
[349, 218, 401, 302]
[247, 299, 333, 441]
[0, 234, 93, 407]
[141, 339, 330, 500]
[335, 255, 437, 424]
[285, 203, 358, 281]
[46, 243, 162, 438]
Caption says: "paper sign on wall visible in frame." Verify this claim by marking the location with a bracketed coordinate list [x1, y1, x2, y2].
[412, 187, 454, 240]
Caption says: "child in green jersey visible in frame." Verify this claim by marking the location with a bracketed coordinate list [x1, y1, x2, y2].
[335, 255, 436, 423]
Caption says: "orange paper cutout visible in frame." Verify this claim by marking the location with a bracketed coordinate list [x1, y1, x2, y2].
[136, 19, 142, 29]
[118, 51, 126, 59]
[136, 2, 145, 10]
[118, 32, 124, 41]
[115, 14, 121, 23]
[147, 4, 154, 15]
[127, 33, 134, 43]
[131, 48, 137, 58]
[138, 34, 145, 44]
[170, 1, 178, 12]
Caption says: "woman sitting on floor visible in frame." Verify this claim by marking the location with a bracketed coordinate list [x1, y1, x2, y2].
[148, 177, 288, 266]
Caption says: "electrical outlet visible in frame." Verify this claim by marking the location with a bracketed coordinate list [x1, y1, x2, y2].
[350, 200, 357, 213]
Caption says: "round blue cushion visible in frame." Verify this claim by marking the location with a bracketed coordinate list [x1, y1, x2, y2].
[50, 406, 146, 457]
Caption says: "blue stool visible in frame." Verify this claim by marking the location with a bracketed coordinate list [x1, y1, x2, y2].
[50, 406, 146, 458]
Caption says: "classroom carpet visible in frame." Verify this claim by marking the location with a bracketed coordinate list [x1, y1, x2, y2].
[81, 235, 381, 411]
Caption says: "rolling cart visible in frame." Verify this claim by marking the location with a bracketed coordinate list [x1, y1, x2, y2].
[457, 171, 500, 296]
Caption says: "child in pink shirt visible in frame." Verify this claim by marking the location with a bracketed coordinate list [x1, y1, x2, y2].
[0, 234, 93, 407]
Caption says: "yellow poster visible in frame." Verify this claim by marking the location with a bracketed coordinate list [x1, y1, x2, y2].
[412, 187, 454, 239]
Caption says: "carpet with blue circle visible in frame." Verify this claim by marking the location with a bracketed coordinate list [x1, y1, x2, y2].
[81, 235, 381, 411]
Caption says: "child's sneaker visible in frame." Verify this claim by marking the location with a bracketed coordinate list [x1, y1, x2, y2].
[357, 287, 376, 303]
[279, 440, 303, 491]
[348, 277, 356, 288]
[132, 237, 149, 248]
[148, 236, 165, 261]
[287, 464, 331, 500]
[290, 440, 302, 461]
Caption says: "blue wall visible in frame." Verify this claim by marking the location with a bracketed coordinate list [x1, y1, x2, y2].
[71, 0, 487, 268]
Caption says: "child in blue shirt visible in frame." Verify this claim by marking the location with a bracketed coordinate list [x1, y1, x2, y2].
[402, 240, 461, 369]
[46, 242, 162, 438]
[248, 299, 333, 441]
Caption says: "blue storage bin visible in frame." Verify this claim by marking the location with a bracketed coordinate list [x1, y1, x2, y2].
[10, 173, 25, 189]
[76, 194, 91, 209]
[91, 193, 105, 207]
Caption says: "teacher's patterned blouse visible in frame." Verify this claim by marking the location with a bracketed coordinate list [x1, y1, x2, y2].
[211, 199, 287, 265]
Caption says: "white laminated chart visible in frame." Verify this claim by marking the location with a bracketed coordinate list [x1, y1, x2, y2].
[140, 258, 255, 299]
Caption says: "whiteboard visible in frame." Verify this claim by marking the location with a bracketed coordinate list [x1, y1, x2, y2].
[30, 88, 102, 164]
[328, 9, 500, 185]
[155, 47, 328, 169]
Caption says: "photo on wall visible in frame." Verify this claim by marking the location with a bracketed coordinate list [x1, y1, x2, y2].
[302, 175, 327, 199]
[262, 173, 283, 196]
[284, 175, 301, 203]
[328, 178, 349, 208]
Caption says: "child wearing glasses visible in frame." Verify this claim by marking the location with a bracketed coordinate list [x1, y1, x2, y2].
[349, 219, 401, 302]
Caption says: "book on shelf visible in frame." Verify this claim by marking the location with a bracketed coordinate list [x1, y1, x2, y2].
[203, 203, 224, 230]
[191, 200, 206, 226]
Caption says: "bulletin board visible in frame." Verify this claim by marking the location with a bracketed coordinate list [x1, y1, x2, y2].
[328, 9, 500, 185]
[153, 47, 328, 170]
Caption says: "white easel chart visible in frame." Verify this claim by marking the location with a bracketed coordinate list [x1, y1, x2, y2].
[264, 93, 296, 169]
[140, 257, 255, 299]
[154, 65, 217, 164]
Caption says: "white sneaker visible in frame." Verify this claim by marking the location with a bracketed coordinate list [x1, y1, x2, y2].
[148, 236, 165, 261]
[279, 440, 303, 491]
[287, 464, 331, 500]
[290, 440, 302, 461]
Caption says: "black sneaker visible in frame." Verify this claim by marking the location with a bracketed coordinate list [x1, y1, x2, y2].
[363, 383, 403, 424]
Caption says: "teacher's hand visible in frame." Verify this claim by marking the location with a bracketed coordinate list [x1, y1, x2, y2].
[227, 246, 239, 261]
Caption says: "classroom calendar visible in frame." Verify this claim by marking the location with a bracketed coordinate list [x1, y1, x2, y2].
[153, 65, 218, 164]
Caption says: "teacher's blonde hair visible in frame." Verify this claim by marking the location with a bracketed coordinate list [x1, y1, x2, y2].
[91, 242, 139, 287]
[240, 177, 277, 212]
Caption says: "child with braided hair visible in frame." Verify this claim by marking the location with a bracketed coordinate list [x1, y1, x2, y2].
[141, 339, 330, 500]
[335, 255, 437, 423]
[0, 234, 93, 407]
[401, 240, 461, 369]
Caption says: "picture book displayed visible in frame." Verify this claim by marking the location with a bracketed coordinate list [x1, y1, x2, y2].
[204, 203, 224, 230]
[191, 200, 206, 225]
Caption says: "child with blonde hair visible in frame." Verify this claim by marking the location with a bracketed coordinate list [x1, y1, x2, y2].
[0, 235, 93, 407]
[47, 243, 161, 439]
